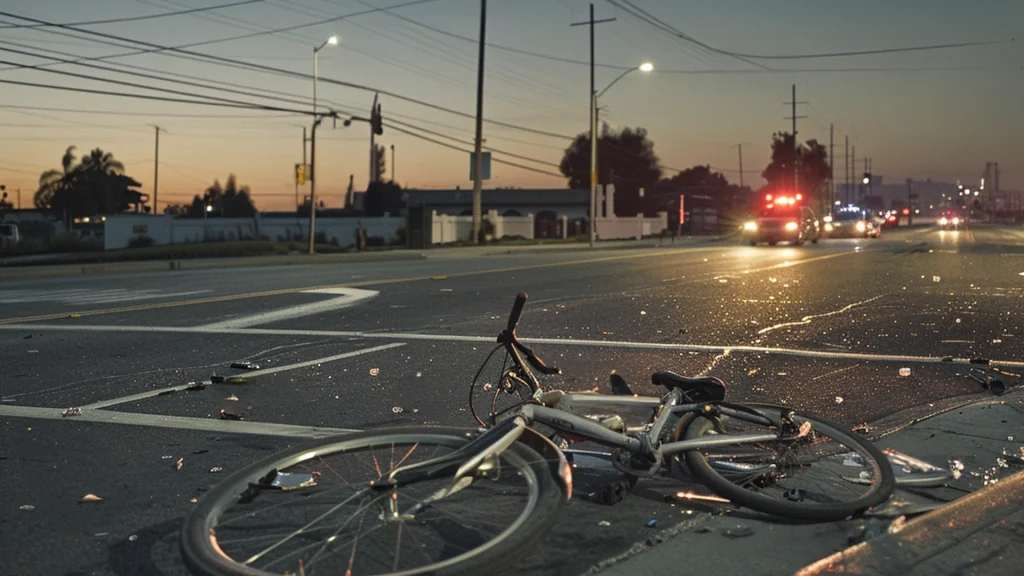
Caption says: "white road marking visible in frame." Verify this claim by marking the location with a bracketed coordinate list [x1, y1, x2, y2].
[757, 294, 887, 335]
[0, 288, 212, 305]
[0, 405, 357, 438]
[81, 342, 407, 410]
[199, 287, 379, 329]
[4, 323, 1023, 368]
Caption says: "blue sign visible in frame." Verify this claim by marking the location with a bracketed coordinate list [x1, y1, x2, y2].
[469, 151, 491, 181]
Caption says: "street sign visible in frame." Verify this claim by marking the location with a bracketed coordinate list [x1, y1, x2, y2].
[469, 152, 491, 181]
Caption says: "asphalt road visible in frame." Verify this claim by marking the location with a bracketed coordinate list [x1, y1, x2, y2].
[2, 223, 1023, 576]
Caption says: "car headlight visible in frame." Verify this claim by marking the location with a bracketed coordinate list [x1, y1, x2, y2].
[785, 221, 799, 231]
[856, 221, 867, 232]
[824, 223, 833, 232]
[952, 217, 960, 225]
[939, 217, 948, 226]
[743, 221, 757, 231]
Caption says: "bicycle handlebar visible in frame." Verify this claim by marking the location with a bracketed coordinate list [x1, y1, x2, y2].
[501, 293, 560, 376]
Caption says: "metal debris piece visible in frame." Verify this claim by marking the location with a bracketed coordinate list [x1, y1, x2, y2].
[369, 368, 380, 376]
[128, 535, 138, 542]
[218, 410, 243, 421]
[932, 276, 941, 283]
[598, 520, 611, 527]
[899, 367, 912, 377]
[210, 467, 223, 473]
[415, 371, 423, 377]
[62, 407, 82, 418]
[392, 406, 404, 414]
[230, 362, 260, 370]
[640, 310, 647, 315]
[81, 494, 103, 503]
[94, 532, 109, 537]
[270, 472, 318, 491]
[225, 395, 239, 402]
[19, 505, 35, 511]
[646, 519, 657, 528]
[175, 458, 184, 470]
[835, 396, 844, 404]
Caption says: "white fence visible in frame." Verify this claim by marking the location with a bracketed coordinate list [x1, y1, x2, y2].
[430, 210, 668, 244]
[104, 215, 404, 250]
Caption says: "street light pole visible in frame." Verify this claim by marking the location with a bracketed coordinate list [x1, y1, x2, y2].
[471, 0, 487, 244]
[390, 144, 395, 182]
[309, 36, 337, 255]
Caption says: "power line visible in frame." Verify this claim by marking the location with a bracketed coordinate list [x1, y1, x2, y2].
[607, 0, 1005, 61]
[0, 104, 296, 119]
[0, 0, 266, 29]
[0, 9, 577, 140]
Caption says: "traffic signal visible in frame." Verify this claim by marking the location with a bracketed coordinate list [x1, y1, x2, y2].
[295, 163, 307, 185]
[371, 103, 383, 135]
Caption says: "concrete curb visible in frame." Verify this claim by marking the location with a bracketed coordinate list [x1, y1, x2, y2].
[796, 468, 1024, 575]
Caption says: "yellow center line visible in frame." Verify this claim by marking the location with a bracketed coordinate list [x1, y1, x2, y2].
[0, 246, 855, 325]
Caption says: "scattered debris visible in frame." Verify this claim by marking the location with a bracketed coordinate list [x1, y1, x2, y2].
[210, 375, 225, 384]
[19, 505, 35, 511]
[722, 525, 754, 538]
[899, 367, 912, 377]
[440, 288, 454, 292]
[640, 310, 647, 315]
[598, 520, 611, 527]
[81, 494, 103, 503]
[225, 395, 239, 402]
[94, 532, 109, 537]
[888, 516, 908, 534]
[950, 459, 965, 480]
[993, 339, 1002, 344]
[852, 423, 875, 434]
[230, 362, 260, 370]
[192, 449, 209, 455]
[186, 381, 206, 391]
[369, 368, 380, 376]
[932, 276, 941, 283]
[748, 368, 760, 375]
[61, 407, 82, 418]
[392, 406, 404, 414]
[646, 519, 657, 528]
[190, 498, 198, 503]
[835, 396, 844, 404]
[777, 372, 788, 376]
[175, 458, 184, 470]
[270, 472, 318, 491]
[955, 318, 962, 324]
[218, 410, 243, 421]
[161, 455, 174, 459]
[128, 535, 138, 542]
[415, 371, 423, 377]
[210, 467, 224, 473]
[27, 350, 39, 354]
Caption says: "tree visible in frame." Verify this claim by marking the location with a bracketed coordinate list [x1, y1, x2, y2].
[163, 204, 188, 216]
[364, 180, 403, 217]
[761, 132, 830, 204]
[654, 165, 755, 226]
[374, 144, 387, 184]
[35, 146, 143, 225]
[187, 174, 257, 218]
[559, 124, 662, 216]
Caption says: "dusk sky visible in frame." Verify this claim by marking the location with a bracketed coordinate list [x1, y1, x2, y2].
[1, 0, 1021, 212]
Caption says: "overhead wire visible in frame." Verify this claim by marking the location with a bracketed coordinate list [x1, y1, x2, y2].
[0, 0, 266, 29]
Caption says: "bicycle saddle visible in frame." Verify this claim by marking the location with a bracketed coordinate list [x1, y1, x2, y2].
[651, 371, 726, 402]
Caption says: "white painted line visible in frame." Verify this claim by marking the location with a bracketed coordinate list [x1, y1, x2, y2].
[81, 342, 407, 410]
[4, 323, 1023, 368]
[199, 287, 379, 329]
[0, 405, 357, 438]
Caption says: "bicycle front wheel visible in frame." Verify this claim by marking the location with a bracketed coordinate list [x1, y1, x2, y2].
[680, 404, 894, 521]
[181, 427, 563, 576]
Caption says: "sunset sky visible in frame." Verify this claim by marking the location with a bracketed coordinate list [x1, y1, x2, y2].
[1, 0, 1021, 212]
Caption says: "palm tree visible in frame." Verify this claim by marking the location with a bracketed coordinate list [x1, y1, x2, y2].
[79, 147, 125, 177]
[34, 145, 78, 211]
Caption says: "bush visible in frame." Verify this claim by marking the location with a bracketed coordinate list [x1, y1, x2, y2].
[128, 235, 156, 249]
[48, 232, 103, 253]
[392, 226, 407, 246]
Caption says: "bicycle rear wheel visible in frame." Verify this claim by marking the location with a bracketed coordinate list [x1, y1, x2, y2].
[680, 404, 894, 521]
[181, 427, 563, 576]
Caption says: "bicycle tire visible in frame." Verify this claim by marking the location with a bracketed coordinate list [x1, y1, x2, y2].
[181, 427, 564, 576]
[680, 404, 894, 521]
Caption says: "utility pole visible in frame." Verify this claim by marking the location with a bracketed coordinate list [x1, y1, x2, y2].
[390, 144, 395, 182]
[149, 125, 166, 214]
[369, 93, 379, 185]
[907, 178, 914, 226]
[829, 124, 834, 208]
[784, 85, 807, 195]
[851, 146, 856, 204]
[863, 157, 868, 203]
[571, 4, 616, 247]
[844, 135, 849, 205]
[738, 144, 744, 188]
[471, 0, 487, 244]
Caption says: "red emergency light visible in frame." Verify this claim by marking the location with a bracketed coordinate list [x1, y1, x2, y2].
[765, 194, 773, 201]
[902, 208, 910, 216]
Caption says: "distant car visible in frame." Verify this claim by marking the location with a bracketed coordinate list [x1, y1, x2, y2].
[823, 208, 879, 239]
[743, 195, 820, 246]
[0, 222, 21, 248]
[938, 212, 962, 230]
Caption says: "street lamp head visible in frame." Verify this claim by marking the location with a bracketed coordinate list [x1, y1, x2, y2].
[205, 204, 213, 212]
[862, 176, 870, 184]
[639, 62, 654, 73]
[327, 35, 339, 45]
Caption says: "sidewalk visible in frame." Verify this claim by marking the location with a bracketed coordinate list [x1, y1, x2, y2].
[590, 386, 1024, 576]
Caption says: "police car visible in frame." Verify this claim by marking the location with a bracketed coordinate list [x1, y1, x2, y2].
[742, 194, 821, 246]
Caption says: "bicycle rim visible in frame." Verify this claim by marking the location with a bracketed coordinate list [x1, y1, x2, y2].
[181, 428, 561, 576]
[681, 405, 894, 521]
